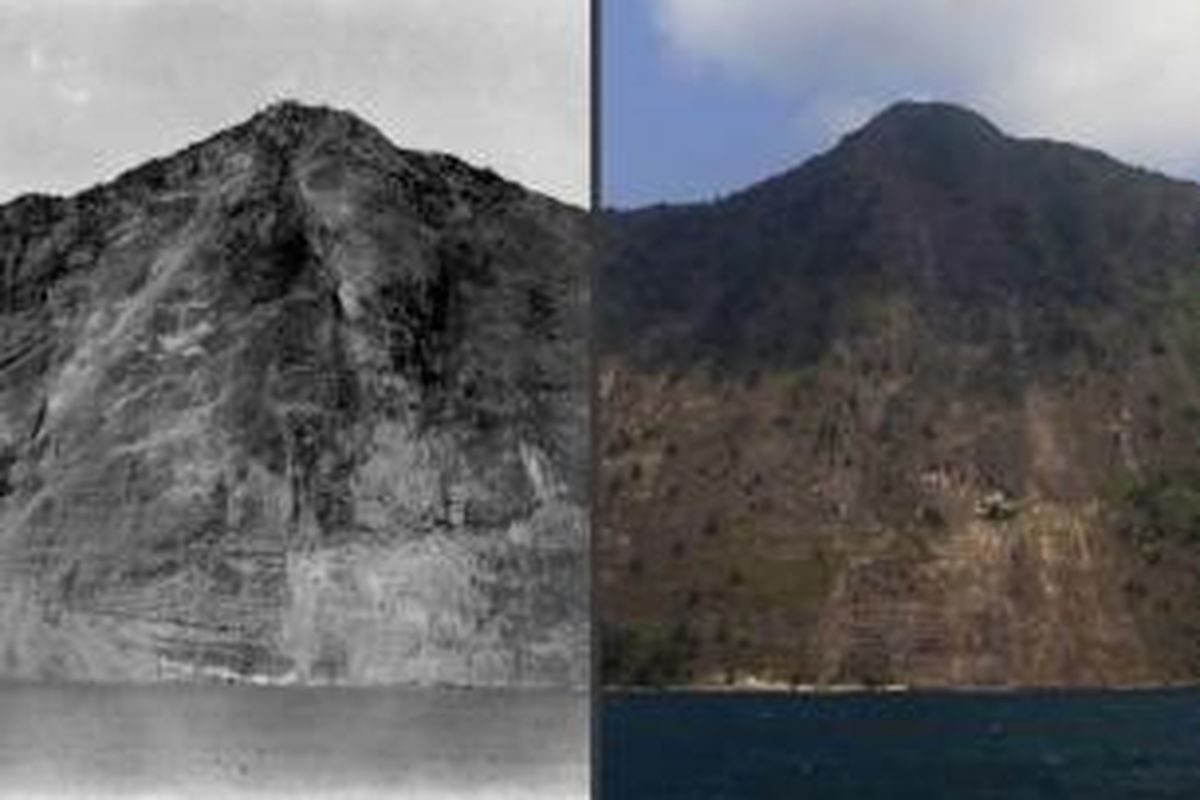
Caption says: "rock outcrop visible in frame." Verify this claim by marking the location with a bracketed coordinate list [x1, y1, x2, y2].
[0, 101, 589, 686]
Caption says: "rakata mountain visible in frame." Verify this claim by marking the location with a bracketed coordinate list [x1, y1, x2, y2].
[600, 101, 1200, 688]
[0, 101, 588, 685]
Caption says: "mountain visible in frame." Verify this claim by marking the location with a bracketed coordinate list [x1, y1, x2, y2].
[0, 101, 589, 685]
[600, 101, 1200, 688]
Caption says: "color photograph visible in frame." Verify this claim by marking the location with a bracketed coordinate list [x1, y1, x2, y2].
[600, 1, 1200, 796]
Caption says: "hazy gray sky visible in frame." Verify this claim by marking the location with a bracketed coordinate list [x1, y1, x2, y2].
[653, 0, 1200, 181]
[0, 0, 588, 204]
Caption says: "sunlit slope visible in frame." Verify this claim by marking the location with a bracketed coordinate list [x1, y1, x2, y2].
[601, 102, 1200, 688]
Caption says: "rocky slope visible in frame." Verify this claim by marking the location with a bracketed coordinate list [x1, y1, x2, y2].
[0, 101, 588, 685]
[600, 101, 1200, 688]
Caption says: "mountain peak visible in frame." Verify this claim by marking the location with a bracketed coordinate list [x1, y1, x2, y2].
[0, 99, 589, 686]
[250, 98, 350, 127]
[853, 100, 1005, 142]
[601, 99, 1200, 691]
[812, 100, 1015, 191]
[871, 99, 999, 128]
[237, 98, 381, 152]
[833, 101, 1009, 168]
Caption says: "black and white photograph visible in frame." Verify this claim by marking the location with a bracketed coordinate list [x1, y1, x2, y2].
[0, 0, 590, 796]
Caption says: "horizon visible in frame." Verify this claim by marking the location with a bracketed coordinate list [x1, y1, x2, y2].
[0, 0, 587, 206]
[605, 0, 1200, 209]
[0, 97, 578, 207]
[603, 96, 1200, 212]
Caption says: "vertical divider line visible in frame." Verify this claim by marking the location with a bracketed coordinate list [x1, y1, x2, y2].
[588, 0, 603, 795]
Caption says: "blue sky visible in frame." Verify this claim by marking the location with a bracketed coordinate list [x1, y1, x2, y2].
[602, 0, 817, 209]
[606, 0, 1200, 209]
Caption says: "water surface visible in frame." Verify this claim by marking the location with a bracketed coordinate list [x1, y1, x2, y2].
[0, 682, 587, 798]
[604, 689, 1200, 799]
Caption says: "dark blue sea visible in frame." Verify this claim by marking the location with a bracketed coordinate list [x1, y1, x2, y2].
[603, 689, 1200, 799]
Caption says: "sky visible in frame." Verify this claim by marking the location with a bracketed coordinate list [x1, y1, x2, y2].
[606, 0, 1200, 208]
[0, 0, 588, 205]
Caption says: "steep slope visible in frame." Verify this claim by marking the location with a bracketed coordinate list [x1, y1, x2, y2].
[0, 101, 588, 685]
[600, 101, 1200, 688]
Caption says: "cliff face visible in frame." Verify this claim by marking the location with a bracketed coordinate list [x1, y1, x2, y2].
[600, 102, 1200, 688]
[0, 102, 588, 686]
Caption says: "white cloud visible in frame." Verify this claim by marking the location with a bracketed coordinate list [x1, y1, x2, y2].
[26, 44, 43, 73]
[0, 0, 588, 204]
[654, 0, 1200, 176]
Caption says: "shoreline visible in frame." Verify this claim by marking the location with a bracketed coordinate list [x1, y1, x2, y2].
[604, 681, 1200, 696]
[0, 677, 590, 693]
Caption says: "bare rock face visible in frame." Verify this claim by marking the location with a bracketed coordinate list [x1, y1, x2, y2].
[0, 101, 588, 686]
[601, 101, 1200, 688]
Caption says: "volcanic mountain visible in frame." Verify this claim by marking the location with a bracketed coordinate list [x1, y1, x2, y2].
[600, 101, 1200, 688]
[0, 101, 588, 685]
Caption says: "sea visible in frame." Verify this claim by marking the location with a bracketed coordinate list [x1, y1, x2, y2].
[603, 689, 1200, 799]
[0, 682, 588, 799]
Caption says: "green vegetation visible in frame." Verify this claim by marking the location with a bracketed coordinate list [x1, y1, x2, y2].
[1114, 469, 1200, 554]
[602, 621, 701, 687]
[601, 101, 1200, 687]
